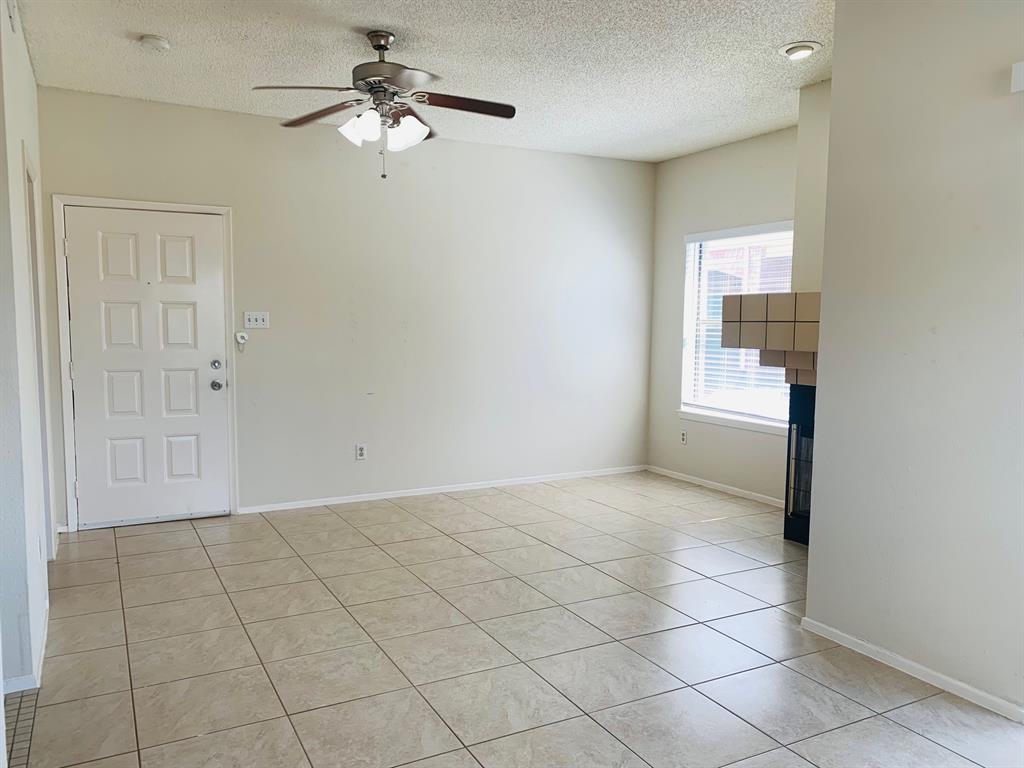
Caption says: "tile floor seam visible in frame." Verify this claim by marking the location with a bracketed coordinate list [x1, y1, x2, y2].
[694, 672, 880, 745]
[698, 615, 828, 663]
[254, 509, 501, 760]
[877, 705, 990, 768]
[701, 680, 980, 766]
[686, 684, 790, 750]
[640, 585, 771, 623]
[258, 510, 661, 764]
[114, 527, 143, 766]
[877, 689, 947, 714]
[131, 713, 295, 759]
[125, 661, 265, 693]
[204, 523, 808, 693]
[322, 573, 473, 755]
[778, 654, 944, 717]
[201, 524, 319, 768]
[705, 586, 796, 610]
[351, 547, 664, 765]
[389, 748, 485, 768]
[59, 750, 143, 768]
[524, 648, 688, 713]
[43, 476, 1010, 768]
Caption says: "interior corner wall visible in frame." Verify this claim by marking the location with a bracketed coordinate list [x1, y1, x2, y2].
[808, 0, 1024, 717]
[791, 80, 830, 292]
[0, 10, 48, 689]
[37, 87, 656, 517]
[647, 128, 797, 500]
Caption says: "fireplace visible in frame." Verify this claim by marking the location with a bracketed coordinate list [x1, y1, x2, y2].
[784, 383, 815, 545]
[719, 290, 820, 545]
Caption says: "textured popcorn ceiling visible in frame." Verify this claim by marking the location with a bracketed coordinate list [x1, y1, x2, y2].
[19, 0, 833, 162]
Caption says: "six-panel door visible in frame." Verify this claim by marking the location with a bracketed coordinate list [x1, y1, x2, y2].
[66, 206, 229, 527]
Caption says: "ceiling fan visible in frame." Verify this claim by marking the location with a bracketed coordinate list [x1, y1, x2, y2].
[254, 31, 516, 174]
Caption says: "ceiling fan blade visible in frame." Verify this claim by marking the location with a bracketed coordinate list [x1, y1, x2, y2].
[384, 66, 439, 92]
[281, 99, 366, 128]
[410, 92, 515, 119]
[253, 85, 361, 93]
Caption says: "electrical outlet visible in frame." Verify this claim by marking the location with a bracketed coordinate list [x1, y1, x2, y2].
[680, 430, 688, 445]
[243, 311, 270, 329]
[355, 443, 367, 461]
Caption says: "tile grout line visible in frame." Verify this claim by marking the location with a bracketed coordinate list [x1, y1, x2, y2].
[261, 499, 658, 766]
[875, 701, 988, 768]
[51, 534, 795, 658]
[51, 506, 797, 668]
[369, 494, 907, 765]
[347, 494, 670, 766]
[196, 516, 320, 768]
[260, 509, 480, 764]
[46, 475, 979, 767]
[113, 525, 143, 767]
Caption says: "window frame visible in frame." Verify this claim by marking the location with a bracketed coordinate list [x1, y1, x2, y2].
[679, 220, 794, 435]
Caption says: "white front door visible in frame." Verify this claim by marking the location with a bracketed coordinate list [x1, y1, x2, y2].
[65, 206, 230, 527]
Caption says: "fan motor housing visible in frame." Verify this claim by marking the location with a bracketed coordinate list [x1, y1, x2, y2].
[352, 61, 410, 93]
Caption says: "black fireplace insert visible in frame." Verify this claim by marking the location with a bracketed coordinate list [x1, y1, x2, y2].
[784, 383, 815, 545]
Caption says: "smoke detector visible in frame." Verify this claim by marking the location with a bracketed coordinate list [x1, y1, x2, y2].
[138, 34, 171, 53]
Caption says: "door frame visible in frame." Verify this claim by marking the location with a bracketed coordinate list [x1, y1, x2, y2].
[52, 195, 239, 531]
[24, 144, 58, 558]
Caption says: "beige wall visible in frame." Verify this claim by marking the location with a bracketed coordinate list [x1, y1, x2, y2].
[792, 80, 831, 292]
[647, 128, 797, 500]
[38, 88, 656, 516]
[808, 0, 1023, 717]
[0, 10, 49, 687]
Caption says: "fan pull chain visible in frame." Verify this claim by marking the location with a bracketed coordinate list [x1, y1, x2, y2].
[379, 143, 387, 179]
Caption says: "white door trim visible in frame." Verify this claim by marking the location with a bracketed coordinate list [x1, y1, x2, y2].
[52, 195, 239, 531]
[24, 143, 58, 559]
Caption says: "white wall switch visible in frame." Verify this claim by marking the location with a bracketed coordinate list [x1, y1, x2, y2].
[243, 311, 270, 329]
[1013, 62, 1024, 94]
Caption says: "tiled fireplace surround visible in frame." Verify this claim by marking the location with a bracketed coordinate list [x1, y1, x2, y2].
[721, 291, 820, 387]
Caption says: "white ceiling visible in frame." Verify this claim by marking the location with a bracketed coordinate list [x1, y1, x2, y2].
[19, 0, 833, 162]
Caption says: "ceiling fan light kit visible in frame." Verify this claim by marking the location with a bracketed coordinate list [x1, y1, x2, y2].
[255, 30, 516, 178]
[385, 113, 430, 152]
[338, 109, 381, 147]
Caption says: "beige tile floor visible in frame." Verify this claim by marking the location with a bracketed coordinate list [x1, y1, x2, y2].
[10, 471, 1024, 768]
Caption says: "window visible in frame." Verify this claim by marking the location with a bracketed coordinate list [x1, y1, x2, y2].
[682, 223, 793, 424]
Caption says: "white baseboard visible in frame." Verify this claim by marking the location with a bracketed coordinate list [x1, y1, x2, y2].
[4, 605, 47, 695]
[3, 673, 40, 694]
[238, 465, 648, 515]
[801, 617, 1024, 723]
[646, 465, 783, 508]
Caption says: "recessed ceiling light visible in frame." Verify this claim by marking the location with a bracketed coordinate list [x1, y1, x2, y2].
[780, 41, 821, 61]
[138, 34, 171, 53]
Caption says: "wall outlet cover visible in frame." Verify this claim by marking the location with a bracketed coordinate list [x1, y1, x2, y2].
[355, 443, 367, 461]
[680, 430, 688, 445]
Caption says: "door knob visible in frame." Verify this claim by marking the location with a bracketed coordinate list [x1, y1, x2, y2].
[210, 379, 224, 391]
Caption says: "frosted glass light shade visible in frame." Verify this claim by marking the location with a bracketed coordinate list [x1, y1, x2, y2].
[339, 110, 382, 146]
[387, 114, 430, 152]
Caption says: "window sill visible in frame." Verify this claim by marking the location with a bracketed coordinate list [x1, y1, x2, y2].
[677, 406, 788, 437]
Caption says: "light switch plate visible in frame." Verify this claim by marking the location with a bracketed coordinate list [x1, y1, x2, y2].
[243, 311, 270, 329]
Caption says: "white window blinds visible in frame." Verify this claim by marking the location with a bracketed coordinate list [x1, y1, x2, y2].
[682, 226, 793, 423]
